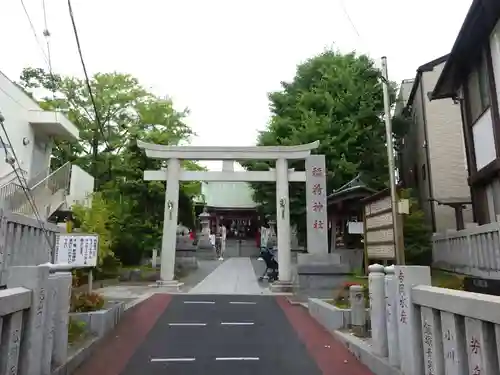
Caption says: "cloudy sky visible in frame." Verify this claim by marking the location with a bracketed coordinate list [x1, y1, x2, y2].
[0, 0, 472, 169]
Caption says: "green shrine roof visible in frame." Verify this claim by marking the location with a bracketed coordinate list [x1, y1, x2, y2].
[199, 181, 257, 209]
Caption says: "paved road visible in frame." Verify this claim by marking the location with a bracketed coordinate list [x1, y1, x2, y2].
[74, 294, 373, 375]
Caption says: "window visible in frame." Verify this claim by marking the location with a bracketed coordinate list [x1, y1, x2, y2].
[467, 52, 490, 123]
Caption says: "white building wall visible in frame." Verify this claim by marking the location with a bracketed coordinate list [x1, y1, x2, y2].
[67, 165, 95, 208]
[0, 72, 53, 181]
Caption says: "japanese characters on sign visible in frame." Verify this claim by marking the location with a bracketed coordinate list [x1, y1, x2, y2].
[54, 234, 99, 267]
[422, 320, 434, 375]
[398, 270, 408, 325]
[305, 155, 328, 254]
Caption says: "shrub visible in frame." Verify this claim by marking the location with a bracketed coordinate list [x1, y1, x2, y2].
[71, 291, 105, 313]
[68, 318, 87, 344]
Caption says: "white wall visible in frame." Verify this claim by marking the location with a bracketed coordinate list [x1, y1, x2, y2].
[490, 20, 500, 114]
[472, 108, 496, 170]
[0, 72, 52, 181]
[67, 165, 94, 208]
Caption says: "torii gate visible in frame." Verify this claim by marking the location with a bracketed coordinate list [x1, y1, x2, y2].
[138, 140, 328, 288]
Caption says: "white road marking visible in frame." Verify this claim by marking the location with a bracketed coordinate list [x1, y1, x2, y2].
[229, 301, 257, 305]
[215, 357, 259, 361]
[220, 322, 254, 326]
[168, 323, 207, 326]
[151, 358, 196, 362]
[183, 301, 215, 304]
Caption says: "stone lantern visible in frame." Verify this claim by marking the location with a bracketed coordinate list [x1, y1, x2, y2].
[199, 207, 211, 235]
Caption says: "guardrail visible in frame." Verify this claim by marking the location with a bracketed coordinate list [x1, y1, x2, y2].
[432, 220, 500, 279]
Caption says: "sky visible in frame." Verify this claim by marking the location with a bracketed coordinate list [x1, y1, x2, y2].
[0, 0, 473, 170]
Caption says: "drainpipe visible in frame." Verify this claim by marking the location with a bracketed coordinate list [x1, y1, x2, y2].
[420, 76, 437, 232]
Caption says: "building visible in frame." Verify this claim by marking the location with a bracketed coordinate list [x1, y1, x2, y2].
[194, 160, 260, 238]
[431, 0, 500, 225]
[0, 71, 94, 221]
[398, 55, 473, 232]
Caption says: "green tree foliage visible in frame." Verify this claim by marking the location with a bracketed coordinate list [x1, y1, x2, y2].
[399, 189, 433, 265]
[72, 192, 114, 267]
[242, 50, 393, 238]
[19, 68, 202, 266]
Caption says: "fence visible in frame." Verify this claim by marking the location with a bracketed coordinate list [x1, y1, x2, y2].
[432, 221, 500, 279]
[0, 265, 72, 375]
[360, 264, 500, 375]
[0, 209, 61, 286]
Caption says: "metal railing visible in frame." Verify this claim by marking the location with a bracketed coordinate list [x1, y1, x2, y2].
[15, 162, 71, 217]
[0, 162, 72, 218]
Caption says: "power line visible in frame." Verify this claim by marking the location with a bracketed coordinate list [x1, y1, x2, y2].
[19, 0, 50, 67]
[67, 0, 112, 152]
[0, 114, 56, 252]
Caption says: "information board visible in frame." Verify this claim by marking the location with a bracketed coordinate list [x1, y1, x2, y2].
[364, 194, 396, 259]
[54, 233, 99, 267]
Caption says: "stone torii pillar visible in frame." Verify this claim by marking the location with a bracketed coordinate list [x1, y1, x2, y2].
[275, 158, 291, 283]
[159, 157, 181, 286]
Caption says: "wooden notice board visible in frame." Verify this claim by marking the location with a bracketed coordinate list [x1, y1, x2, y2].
[361, 189, 396, 260]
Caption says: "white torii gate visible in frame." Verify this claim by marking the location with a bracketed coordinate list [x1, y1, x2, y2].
[138, 140, 327, 288]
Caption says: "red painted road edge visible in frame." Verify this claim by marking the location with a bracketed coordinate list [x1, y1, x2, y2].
[276, 296, 374, 375]
[74, 294, 172, 375]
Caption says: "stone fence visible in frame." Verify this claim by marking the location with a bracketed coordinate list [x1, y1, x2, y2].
[364, 264, 500, 375]
[432, 220, 500, 279]
[0, 265, 71, 375]
[0, 210, 61, 286]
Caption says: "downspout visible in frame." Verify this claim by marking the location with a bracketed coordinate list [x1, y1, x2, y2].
[420, 75, 437, 232]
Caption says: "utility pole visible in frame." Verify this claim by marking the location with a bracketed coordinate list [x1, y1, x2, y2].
[381, 56, 405, 265]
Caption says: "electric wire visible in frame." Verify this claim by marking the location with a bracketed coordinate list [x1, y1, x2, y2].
[0, 118, 56, 251]
[67, 0, 112, 151]
[20, 0, 50, 67]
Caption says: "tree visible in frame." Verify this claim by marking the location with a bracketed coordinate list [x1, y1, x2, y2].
[242, 50, 394, 240]
[19, 67, 202, 265]
[18, 67, 193, 188]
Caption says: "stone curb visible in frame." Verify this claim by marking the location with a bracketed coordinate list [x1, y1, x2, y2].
[51, 293, 155, 375]
[51, 336, 100, 375]
[332, 330, 402, 375]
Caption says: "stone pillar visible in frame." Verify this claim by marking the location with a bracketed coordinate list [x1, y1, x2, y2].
[369, 264, 388, 357]
[349, 284, 366, 337]
[42, 274, 58, 375]
[384, 265, 400, 367]
[7, 265, 50, 375]
[275, 158, 291, 282]
[305, 155, 328, 255]
[52, 272, 72, 368]
[160, 157, 180, 282]
[152, 248, 158, 268]
[394, 266, 431, 375]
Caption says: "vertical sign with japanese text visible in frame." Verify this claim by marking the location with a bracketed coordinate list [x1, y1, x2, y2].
[305, 155, 328, 255]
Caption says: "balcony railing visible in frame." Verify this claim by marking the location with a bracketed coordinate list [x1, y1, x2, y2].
[432, 220, 500, 279]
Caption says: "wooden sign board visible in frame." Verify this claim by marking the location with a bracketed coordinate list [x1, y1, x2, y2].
[362, 191, 395, 259]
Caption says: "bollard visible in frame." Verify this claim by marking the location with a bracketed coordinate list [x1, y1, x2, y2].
[384, 265, 400, 367]
[349, 284, 367, 337]
[52, 272, 72, 368]
[152, 249, 158, 268]
[369, 263, 388, 357]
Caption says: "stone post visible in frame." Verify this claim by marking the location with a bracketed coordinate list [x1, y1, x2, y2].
[368, 263, 388, 357]
[152, 248, 158, 268]
[384, 265, 400, 367]
[51, 272, 72, 368]
[275, 158, 291, 282]
[305, 155, 328, 255]
[160, 157, 180, 282]
[394, 265, 431, 375]
[42, 274, 58, 375]
[7, 265, 50, 375]
[349, 284, 366, 337]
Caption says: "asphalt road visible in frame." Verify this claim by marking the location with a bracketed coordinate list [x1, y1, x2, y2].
[121, 295, 322, 375]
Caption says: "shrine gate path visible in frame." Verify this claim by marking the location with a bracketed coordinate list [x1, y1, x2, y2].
[73, 259, 374, 375]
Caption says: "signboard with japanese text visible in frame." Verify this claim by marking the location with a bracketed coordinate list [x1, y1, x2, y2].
[363, 191, 395, 259]
[54, 233, 99, 267]
[305, 155, 328, 255]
